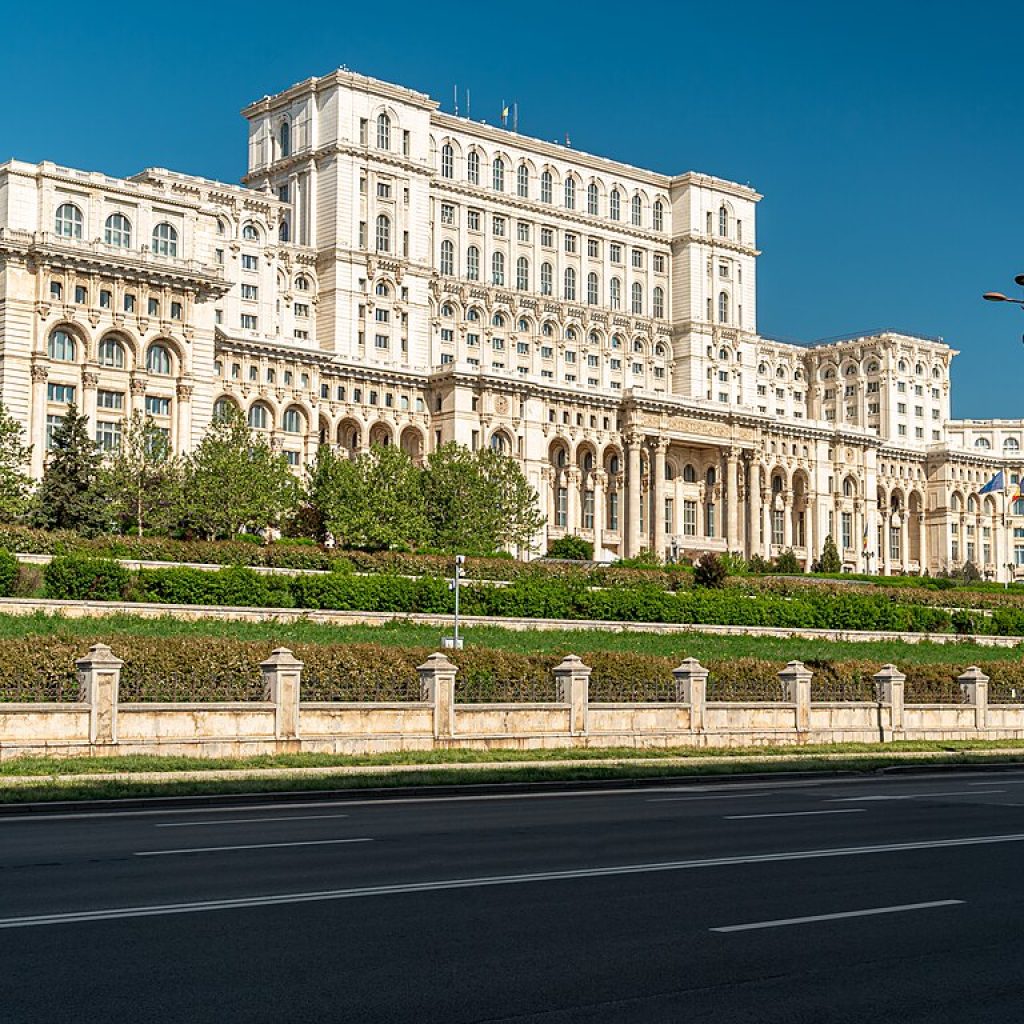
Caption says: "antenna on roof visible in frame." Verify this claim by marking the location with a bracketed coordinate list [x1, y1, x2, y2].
[513, 102, 518, 133]
[466, 88, 471, 118]
[453, 84, 458, 117]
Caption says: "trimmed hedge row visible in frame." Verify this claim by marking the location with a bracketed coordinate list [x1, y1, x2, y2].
[37, 557, 1024, 635]
[1, 636, 1020, 705]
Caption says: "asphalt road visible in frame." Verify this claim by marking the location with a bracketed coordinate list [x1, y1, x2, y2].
[3, 770, 1024, 1023]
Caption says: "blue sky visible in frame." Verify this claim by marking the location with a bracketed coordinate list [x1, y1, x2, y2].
[4, 0, 1021, 418]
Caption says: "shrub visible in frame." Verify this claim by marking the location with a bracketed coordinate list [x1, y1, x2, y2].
[0, 549, 19, 597]
[546, 536, 594, 561]
[773, 549, 803, 575]
[816, 535, 843, 574]
[693, 552, 728, 589]
[43, 556, 129, 601]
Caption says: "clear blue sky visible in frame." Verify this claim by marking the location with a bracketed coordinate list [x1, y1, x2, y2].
[4, 0, 1021, 418]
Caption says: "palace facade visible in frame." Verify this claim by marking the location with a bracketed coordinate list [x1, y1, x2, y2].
[1, 68, 1021, 576]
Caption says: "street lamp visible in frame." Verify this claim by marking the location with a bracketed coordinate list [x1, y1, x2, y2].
[983, 274, 1024, 313]
[862, 549, 875, 576]
[442, 554, 466, 650]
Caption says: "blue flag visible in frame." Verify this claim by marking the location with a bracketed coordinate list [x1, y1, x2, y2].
[980, 470, 1005, 494]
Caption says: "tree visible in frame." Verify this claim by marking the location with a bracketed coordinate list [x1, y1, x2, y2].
[0, 402, 33, 521]
[32, 404, 108, 534]
[547, 536, 594, 561]
[103, 413, 183, 537]
[177, 408, 299, 539]
[422, 443, 545, 555]
[773, 548, 803, 574]
[307, 444, 428, 550]
[693, 551, 728, 588]
[816, 534, 842, 574]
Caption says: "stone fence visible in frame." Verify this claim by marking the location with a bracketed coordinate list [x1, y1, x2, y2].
[0, 644, 1018, 760]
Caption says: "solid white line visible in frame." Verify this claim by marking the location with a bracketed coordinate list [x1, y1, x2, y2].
[725, 809, 867, 821]
[647, 792, 778, 803]
[135, 838, 373, 857]
[710, 900, 964, 933]
[155, 814, 350, 828]
[830, 790, 1005, 802]
[3, 831, 1022, 929]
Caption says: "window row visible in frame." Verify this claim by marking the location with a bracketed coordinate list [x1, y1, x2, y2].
[46, 330, 176, 375]
[55, 204, 181, 257]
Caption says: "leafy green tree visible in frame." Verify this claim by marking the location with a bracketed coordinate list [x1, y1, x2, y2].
[0, 402, 33, 521]
[307, 444, 428, 550]
[816, 534, 843, 574]
[547, 536, 594, 560]
[102, 412, 183, 537]
[423, 443, 545, 555]
[32, 404, 108, 534]
[773, 548, 803, 574]
[177, 408, 299, 540]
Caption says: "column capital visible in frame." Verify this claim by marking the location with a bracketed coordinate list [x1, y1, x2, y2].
[30, 364, 49, 383]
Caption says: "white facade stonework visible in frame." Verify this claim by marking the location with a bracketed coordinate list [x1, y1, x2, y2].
[1, 68, 1022, 576]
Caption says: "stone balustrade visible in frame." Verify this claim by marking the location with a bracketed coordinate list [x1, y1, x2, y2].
[0, 644, 1019, 760]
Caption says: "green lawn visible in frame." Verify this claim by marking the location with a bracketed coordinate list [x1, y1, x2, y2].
[0, 610, 1019, 667]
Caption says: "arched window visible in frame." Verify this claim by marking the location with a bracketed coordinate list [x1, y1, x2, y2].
[683, 464, 697, 483]
[492, 313, 506, 328]
[898, 359, 907, 372]
[376, 112, 391, 150]
[720, 348, 730, 361]
[653, 199, 664, 232]
[440, 239, 455, 276]
[587, 182, 599, 216]
[564, 267, 576, 301]
[653, 286, 665, 319]
[974, 437, 992, 449]
[242, 223, 259, 241]
[104, 213, 131, 248]
[491, 251, 505, 286]
[517, 164, 529, 198]
[516, 256, 529, 291]
[282, 407, 304, 433]
[843, 477, 856, 497]
[609, 189, 620, 221]
[442, 303, 454, 317]
[490, 432, 509, 454]
[718, 206, 728, 236]
[98, 336, 125, 369]
[631, 195, 642, 226]
[542, 321, 554, 337]
[587, 272, 599, 305]
[146, 343, 173, 376]
[213, 397, 237, 422]
[706, 467, 717, 486]
[152, 222, 178, 257]
[48, 329, 76, 361]
[295, 275, 309, 291]
[375, 214, 390, 253]
[1004, 437, 1020, 451]
[492, 156, 505, 192]
[519, 318, 531, 333]
[609, 277, 621, 309]
[718, 291, 729, 324]
[467, 151, 480, 184]
[631, 282, 643, 315]
[540, 170, 552, 203]
[564, 177, 576, 209]
[54, 203, 83, 239]
[540, 262, 552, 295]
[915, 363, 924, 375]
[467, 247, 480, 280]
[968, 495, 978, 513]
[279, 121, 290, 157]
[441, 143, 454, 178]
[278, 221, 289, 243]
[375, 280, 390, 297]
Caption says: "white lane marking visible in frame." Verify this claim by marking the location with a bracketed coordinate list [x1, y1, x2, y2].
[135, 838, 373, 857]
[3, 831, 1023, 929]
[970, 779, 1024, 786]
[725, 809, 867, 821]
[648, 792, 778, 803]
[155, 814, 350, 828]
[830, 789, 1006, 802]
[710, 900, 964, 933]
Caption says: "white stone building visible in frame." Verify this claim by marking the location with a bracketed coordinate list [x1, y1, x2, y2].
[1, 68, 1022, 576]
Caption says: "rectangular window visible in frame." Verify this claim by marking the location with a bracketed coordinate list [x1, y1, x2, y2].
[517, 221, 530, 242]
[47, 383, 76, 404]
[170, 301, 182, 319]
[653, 254, 666, 273]
[96, 389, 124, 410]
[682, 500, 697, 537]
[241, 314, 258, 330]
[468, 210, 481, 232]
[295, 303, 309, 318]
[241, 254, 259, 271]
[609, 244, 622, 264]
[440, 203, 455, 225]
[74, 285, 87, 304]
[492, 216, 506, 237]
[541, 227, 554, 248]
[556, 487, 568, 528]
[564, 233, 577, 254]
[95, 420, 122, 452]
[375, 334, 389, 349]
[241, 284, 258, 300]
[587, 238, 599, 258]
[583, 490, 595, 530]
[706, 504, 715, 538]
[516, 341, 529, 355]
[145, 396, 170, 416]
[608, 491, 619, 532]
[772, 508, 785, 546]
[632, 249, 644, 269]
[99, 289, 112, 309]
[124, 293, 136, 313]
[50, 281, 62, 301]
[664, 497, 673, 536]
[147, 297, 160, 317]
[375, 308, 390, 323]
[842, 511, 853, 551]
[376, 181, 391, 198]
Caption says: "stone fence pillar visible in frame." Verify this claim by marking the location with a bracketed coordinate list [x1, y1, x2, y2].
[554, 655, 591, 736]
[673, 658, 709, 733]
[418, 652, 457, 740]
[874, 663, 906, 736]
[779, 660, 812, 733]
[261, 647, 303, 741]
[958, 666, 990, 732]
[77, 643, 123, 746]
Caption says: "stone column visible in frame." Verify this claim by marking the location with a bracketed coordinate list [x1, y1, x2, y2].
[418, 651, 457, 740]
[129, 374, 147, 421]
[900, 513, 909, 573]
[779, 660, 812, 733]
[175, 382, 194, 455]
[626, 435, 643, 557]
[540, 466, 554, 547]
[782, 495, 793, 549]
[958, 666, 989, 732]
[874, 663, 906, 737]
[565, 467, 581, 535]
[726, 447, 740, 552]
[592, 469, 606, 558]
[261, 647, 304, 741]
[881, 510, 892, 576]
[761, 489, 771, 558]
[653, 439, 668, 561]
[746, 467, 758, 559]
[81, 369, 99, 430]
[29, 363, 48, 478]
[554, 654, 591, 737]
[77, 642, 123, 746]
[804, 493, 816, 571]
[673, 657, 709, 733]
